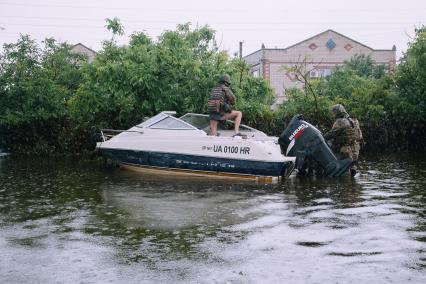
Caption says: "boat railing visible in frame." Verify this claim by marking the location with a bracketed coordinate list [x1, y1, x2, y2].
[100, 129, 144, 142]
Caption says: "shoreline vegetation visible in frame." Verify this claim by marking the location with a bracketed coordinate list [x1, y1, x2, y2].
[0, 20, 425, 155]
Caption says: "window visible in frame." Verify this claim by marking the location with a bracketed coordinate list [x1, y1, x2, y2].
[309, 70, 319, 78]
[309, 68, 334, 78]
[318, 69, 334, 77]
[180, 113, 210, 130]
[326, 39, 336, 50]
[180, 113, 256, 133]
[309, 43, 318, 50]
[252, 70, 260, 77]
[148, 117, 194, 129]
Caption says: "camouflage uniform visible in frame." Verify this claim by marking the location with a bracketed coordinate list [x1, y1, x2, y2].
[207, 75, 236, 119]
[324, 104, 363, 171]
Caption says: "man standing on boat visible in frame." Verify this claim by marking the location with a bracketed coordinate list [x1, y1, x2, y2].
[207, 74, 243, 137]
[324, 104, 363, 176]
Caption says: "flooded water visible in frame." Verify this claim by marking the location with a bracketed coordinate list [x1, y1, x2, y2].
[0, 154, 425, 283]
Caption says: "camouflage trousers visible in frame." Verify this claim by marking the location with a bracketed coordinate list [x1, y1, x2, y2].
[337, 142, 360, 169]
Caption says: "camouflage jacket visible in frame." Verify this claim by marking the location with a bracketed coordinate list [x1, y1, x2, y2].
[324, 116, 361, 148]
[207, 84, 236, 115]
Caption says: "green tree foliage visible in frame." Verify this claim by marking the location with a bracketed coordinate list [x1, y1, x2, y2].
[392, 26, 426, 148]
[270, 35, 425, 151]
[321, 69, 375, 99]
[396, 26, 426, 123]
[70, 23, 273, 130]
[105, 17, 124, 43]
[1, 22, 273, 154]
[1, 23, 425, 154]
[343, 54, 386, 78]
[0, 35, 84, 153]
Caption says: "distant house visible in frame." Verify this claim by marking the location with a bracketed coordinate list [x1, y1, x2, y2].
[71, 43, 97, 63]
[244, 30, 396, 104]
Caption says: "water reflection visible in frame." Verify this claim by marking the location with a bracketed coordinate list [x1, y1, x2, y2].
[0, 154, 425, 283]
[101, 186, 248, 230]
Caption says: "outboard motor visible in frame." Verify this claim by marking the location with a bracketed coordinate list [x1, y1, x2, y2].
[278, 114, 352, 177]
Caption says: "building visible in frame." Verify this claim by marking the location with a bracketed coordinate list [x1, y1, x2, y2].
[71, 43, 97, 63]
[243, 30, 396, 104]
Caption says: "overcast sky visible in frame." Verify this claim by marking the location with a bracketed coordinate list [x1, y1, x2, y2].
[1, 0, 425, 59]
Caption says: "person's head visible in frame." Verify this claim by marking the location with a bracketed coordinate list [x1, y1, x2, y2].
[331, 104, 348, 118]
[219, 74, 231, 86]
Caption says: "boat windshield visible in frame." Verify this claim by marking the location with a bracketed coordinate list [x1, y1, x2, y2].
[179, 113, 211, 130]
[137, 112, 197, 130]
[180, 113, 257, 132]
[148, 116, 195, 129]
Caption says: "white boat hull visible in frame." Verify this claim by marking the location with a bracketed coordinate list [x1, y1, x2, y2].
[97, 112, 296, 183]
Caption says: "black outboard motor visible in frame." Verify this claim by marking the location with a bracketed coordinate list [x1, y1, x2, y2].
[278, 114, 352, 177]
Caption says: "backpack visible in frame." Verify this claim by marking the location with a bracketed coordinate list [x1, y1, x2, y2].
[208, 85, 225, 114]
[348, 118, 363, 141]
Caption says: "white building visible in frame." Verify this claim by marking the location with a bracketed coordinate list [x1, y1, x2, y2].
[244, 30, 396, 104]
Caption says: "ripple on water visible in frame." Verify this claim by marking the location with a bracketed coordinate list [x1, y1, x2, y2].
[0, 155, 426, 283]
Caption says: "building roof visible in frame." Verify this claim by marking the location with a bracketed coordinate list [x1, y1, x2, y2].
[244, 29, 394, 59]
[71, 43, 98, 54]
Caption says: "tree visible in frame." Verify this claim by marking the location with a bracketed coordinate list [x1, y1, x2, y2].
[105, 17, 124, 43]
[0, 35, 84, 153]
[321, 68, 375, 99]
[281, 56, 320, 114]
[344, 54, 386, 79]
[0, 35, 83, 126]
[396, 26, 426, 122]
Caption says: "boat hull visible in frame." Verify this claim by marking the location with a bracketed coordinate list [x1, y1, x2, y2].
[101, 148, 294, 183]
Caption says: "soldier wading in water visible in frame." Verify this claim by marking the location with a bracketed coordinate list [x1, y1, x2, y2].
[324, 104, 363, 177]
[207, 74, 244, 137]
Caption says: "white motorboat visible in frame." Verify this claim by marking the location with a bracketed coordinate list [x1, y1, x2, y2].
[97, 111, 296, 183]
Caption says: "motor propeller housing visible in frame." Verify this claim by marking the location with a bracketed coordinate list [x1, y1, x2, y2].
[278, 114, 352, 177]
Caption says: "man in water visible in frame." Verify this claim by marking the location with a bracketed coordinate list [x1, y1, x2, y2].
[207, 74, 243, 137]
[324, 104, 363, 176]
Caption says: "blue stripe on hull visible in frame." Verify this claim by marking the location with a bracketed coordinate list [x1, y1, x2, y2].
[102, 148, 290, 177]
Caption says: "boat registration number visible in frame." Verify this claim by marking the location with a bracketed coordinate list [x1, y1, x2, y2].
[210, 145, 251, 155]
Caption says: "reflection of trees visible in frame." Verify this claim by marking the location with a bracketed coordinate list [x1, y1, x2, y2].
[2, 154, 425, 270]
[0, 158, 261, 265]
[0, 159, 230, 263]
[392, 153, 426, 269]
[277, 176, 365, 230]
[0, 158, 104, 225]
[285, 176, 364, 206]
[97, 179, 259, 264]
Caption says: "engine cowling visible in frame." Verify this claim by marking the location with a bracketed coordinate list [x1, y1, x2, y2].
[278, 114, 352, 177]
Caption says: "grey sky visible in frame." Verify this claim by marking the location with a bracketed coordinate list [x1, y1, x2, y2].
[0, 0, 425, 59]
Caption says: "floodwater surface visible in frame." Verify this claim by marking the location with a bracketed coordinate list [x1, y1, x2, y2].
[0, 154, 425, 283]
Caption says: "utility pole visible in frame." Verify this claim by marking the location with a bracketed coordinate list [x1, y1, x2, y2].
[239, 41, 243, 59]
